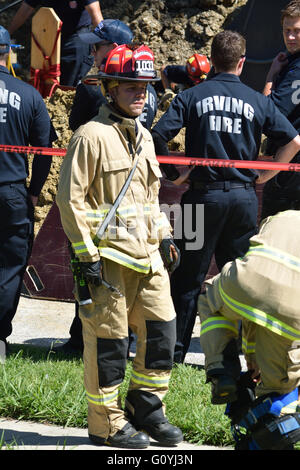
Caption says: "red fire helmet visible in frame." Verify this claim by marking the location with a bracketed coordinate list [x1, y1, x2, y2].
[186, 53, 211, 84]
[98, 44, 160, 82]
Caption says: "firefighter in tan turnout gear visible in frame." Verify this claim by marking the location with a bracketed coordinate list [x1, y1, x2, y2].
[199, 207, 300, 450]
[56, 44, 183, 449]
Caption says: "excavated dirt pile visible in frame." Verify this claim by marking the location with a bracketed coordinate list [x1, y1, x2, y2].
[0, 0, 248, 233]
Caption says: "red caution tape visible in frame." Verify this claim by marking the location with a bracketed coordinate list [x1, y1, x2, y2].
[157, 155, 300, 172]
[0, 143, 300, 172]
[0, 144, 66, 156]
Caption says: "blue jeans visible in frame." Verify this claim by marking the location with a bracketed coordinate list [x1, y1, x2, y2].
[171, 183, 258, 363]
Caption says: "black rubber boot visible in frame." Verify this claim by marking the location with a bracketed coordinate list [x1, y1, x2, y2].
[210, 374, 238, 404]
[89, 422, 149, 449]
[51, 339, 83, 356]
[137, 419, 183, 446]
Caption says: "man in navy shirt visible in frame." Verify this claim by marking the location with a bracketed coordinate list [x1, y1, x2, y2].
[152, 30, 300, 364]
[69, 19, 158, 132]
[0, 25, 56, 352]
[8, 0, 103, 86]
[261, 0, 300, 220]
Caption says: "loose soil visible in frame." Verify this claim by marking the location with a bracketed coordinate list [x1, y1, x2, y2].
[0, 0, 248, 233]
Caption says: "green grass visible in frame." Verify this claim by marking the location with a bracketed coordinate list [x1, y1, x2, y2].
[0, 344, 233, 448]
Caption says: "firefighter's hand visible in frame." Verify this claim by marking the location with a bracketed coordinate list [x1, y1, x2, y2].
[172, 166, 195, 186]
[159, 238, 181, 273]
[246, 358, 260, 381]
[79, 260, 103, 286]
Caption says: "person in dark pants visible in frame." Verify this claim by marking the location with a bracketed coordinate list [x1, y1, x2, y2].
[261, 0, 300, 220]
[55, 20, 158, 355]
[152, 30, 300, 364]
[8, 0, 103, 87]
[0, 26, 57, 353]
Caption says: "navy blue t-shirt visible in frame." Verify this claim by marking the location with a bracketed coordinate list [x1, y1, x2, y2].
[25, 0, 96, 39]
[266, 52, 300, 155]
[153, 72, 298, 183]
[0, 66, 55, 192]
[69, 82, 158, 131]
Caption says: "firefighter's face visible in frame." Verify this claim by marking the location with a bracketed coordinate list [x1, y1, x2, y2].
[110, 81, 147, 117]
[283, 16, 300, 54]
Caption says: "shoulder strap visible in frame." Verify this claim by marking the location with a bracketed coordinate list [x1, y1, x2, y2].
[93, 135, 143, 246]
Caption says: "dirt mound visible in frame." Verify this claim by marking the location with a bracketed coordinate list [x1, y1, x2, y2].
[0, 0, 248, 233]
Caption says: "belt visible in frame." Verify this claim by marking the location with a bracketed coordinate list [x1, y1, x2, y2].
[190, 180, 255, 191]
[0, 180, 26, 187]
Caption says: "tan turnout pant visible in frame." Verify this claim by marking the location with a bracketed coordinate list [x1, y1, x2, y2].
[78, 258, 176, 439]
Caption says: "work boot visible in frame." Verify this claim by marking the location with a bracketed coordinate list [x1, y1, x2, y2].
[51, 339, 83, 356]
[89, 422, 149, 449]
[137, 419, 183, 446]
[210, 374, 237, 405]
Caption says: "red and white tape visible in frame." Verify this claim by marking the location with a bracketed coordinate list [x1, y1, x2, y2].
[0, 143, 300, 172]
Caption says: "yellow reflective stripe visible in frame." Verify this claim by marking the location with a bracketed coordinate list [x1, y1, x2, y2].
[86, 205, 153, 221]
[200, 316, 238, 336]
[72, 240, 94, 255]
[86, 208, 109, 220]
[131, 370, 170, 388]
[242, 338, 255, 355]
[245, 243, 300, 273]
[117, 206, 137, 218]
[86, 389, 119, 406]
[99, 247, 151, 273]
[219, 280, 300, 342]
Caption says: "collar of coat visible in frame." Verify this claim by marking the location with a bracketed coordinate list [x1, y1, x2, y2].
[98, 103, 146, 148]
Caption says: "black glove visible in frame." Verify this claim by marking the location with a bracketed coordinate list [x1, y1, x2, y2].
[159, 238, 181, 273]
[79, 260, 103, 286]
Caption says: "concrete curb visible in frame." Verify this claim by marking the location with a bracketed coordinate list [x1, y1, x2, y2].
[0, 418, 231, 451]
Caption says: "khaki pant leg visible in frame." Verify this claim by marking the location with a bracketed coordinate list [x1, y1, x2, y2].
[255, 326, 300, 397]
[126, 266, 176, 421]
[198, 273, 241, 377]
[79, 259, 138, 439]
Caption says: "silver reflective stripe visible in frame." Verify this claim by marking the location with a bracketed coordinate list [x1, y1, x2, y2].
[246, 243, 300, 273]
[200, 316, 238, 336]
[242, 338, 255, 355]
[131, 370, 170, 388]
[99, 247, 151, 273]
[219, 280, 300, 341]
[86, 389, 119, 406]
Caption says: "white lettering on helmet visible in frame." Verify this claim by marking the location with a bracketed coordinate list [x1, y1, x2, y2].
[135, 60, 154, 72]
[134, 51, 153, 59]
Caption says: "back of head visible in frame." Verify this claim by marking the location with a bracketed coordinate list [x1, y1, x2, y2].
[0, 25, 10, 55]
[211, 30, 245, 72]
[281, 0, 300, 24]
